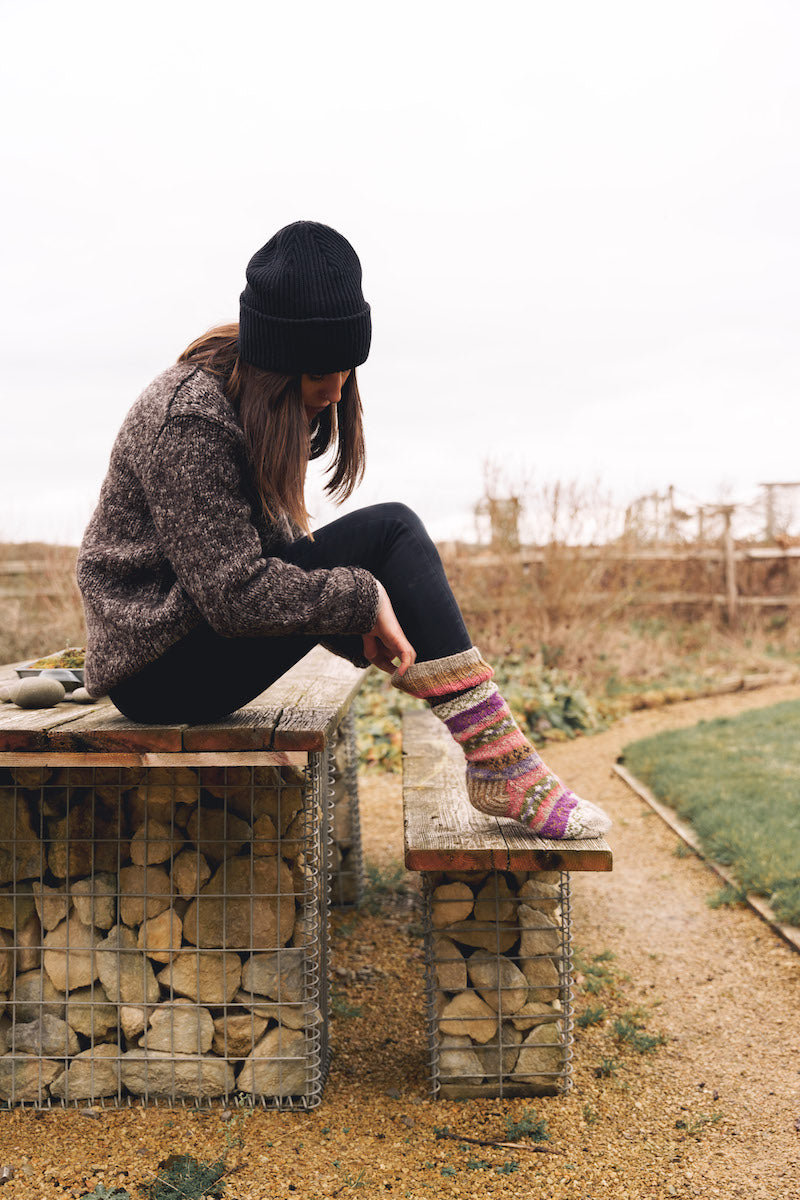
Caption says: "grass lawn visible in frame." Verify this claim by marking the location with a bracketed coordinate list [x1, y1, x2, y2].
[622, 700, 800, 926]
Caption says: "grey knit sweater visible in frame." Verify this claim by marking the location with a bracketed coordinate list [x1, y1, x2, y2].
[77, 363, 381, 697]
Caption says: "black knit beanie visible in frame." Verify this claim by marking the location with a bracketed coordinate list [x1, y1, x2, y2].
[238, 221, 372, 374]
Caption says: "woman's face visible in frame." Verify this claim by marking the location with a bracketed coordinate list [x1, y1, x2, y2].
[300, 371, 351, 424]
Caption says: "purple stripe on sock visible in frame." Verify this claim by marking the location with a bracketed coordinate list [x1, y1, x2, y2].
[467, 752, 540, 783]
[443, 690, 505, 736]
[529, 789, 576, 837]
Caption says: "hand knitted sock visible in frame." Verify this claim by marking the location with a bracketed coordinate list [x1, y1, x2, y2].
[393, 648, 611, 840]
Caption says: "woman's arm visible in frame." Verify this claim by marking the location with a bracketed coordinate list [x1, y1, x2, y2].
[140, 414, 380, 640]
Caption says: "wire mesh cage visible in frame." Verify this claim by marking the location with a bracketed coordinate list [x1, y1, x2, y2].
[0, 757, 332, 1108]
[327, 711, 365, 909]
[423, 868, 573, 1099]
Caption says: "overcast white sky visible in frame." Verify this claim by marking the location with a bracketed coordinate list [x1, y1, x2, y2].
[2, 0, 799, 545]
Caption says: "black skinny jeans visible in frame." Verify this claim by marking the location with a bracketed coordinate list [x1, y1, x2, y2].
[110, 503, 472, 725]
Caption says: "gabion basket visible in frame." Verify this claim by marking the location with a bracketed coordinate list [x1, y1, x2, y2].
[328, 710, 365, 909]
[423, 868, 573, 1098]
[0, 758, 332, 1108]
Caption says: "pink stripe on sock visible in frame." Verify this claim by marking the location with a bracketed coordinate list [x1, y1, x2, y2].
[466, 729, 529, 761]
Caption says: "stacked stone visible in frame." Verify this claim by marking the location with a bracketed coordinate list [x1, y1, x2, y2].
[0, 763, 326, 1105]
[426, 869, 570, 1098]
[328, 717, 364, 908]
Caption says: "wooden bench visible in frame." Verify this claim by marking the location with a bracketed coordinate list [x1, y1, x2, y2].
[0, 646, 367, 1109]
[403, 707, 613, 1099]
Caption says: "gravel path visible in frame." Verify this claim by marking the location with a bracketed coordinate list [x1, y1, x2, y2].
[0, 683, 798, 1199]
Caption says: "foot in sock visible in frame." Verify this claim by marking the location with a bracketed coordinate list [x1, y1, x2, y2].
[393, 648, 611, 840]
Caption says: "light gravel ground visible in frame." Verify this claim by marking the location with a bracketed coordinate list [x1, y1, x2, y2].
[0, 683, 798, 1199]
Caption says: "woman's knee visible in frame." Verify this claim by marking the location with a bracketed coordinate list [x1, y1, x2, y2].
[368, 501, 431, 544]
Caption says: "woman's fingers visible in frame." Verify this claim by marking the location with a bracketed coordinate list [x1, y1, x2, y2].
[365, 582, 417, 675]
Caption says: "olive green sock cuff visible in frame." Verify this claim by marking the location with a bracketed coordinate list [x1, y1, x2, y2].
[390, 647, 494, 699]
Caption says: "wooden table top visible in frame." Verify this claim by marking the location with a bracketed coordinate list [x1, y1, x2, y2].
[0, 647, 368, 756]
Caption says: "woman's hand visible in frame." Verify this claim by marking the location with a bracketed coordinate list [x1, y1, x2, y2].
[362, 581, 416, 675]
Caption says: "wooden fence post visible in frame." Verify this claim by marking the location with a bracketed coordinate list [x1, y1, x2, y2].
[721, 507, 737, 624]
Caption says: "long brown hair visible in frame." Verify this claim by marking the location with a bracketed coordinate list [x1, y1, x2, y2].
[178, 323, 366, 536]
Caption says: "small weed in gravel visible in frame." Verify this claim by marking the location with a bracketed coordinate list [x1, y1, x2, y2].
[583, 1104, 600, 1125]
[673, 841, 694, 858]
[613, 1012, 668, 1053]
[594, 1056, 620, 1078]
[573, 947, 624, 995]
[575, 1003, 607, 1028]
[79, 1187, 131, 1200]
[504, 1108, 549, 1143]
[331, 990, 363, 1018]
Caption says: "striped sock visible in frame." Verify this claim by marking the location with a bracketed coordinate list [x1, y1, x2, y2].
[393, 648, 611, 840]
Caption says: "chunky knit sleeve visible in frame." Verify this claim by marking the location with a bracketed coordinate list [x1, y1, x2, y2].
[140, 415, 380, 639]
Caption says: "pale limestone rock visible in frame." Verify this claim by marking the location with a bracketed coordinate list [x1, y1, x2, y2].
[200, 766, 305, 833]
[432, 935, 467, 993]
[130, 820, 184, 867]
[15, 911, 42, 971]
[156, 950, 242, 1005]
[43, 916, 101, 991]
[438, 1034, 485, 1086]
[280, 809, 307, 858]
[511, 999, 562, 1032]
[0, 789, 43, 881]
[186, 805, 251, 865]
[171, 849, 212, 900]
[0, 930, 12, 992]
[0, 1054, 60, 1101]
[130, 768, 200, 826]
[518, 878, 561, 904]
[72, 874, 117, 930]
[241, 949, 305, 1004]
[65, 984, 118, 1039]
[121, 1049, 234, 1098]
[141, 1000, 214, 1054]
[120, 1006, 149, 1040]
[0, 1017, 8, 1054]
[33, 882, 70, 931]
[514, 1021, 566, 1085]
[51, 1044, 120, 1100]
[231, 991, 318, 1031]
[212, 1012, 268, 1058]
[466, 949, 528, 1015]
[182, 857, 295, 950]
[0, 882, 35, 929]
[96, 925, 159, 1005]
[442, 920, 517, 954]
[475, 1023, 523, 1078]
[438, 992, 498, 1044]
[47, 797, 121, 878]
[12, 969, 66, 1020]
[289, 912, 313, 949]
[252, 813, 279, 856]
[236, 1026, 310, 1096]
[536, 872, 562, 884]
[118, 865, 172, 927]
[431, 882, 474, 928]
[474, 875, 515, 924]
[137, 909, 183, 963]
[520, 954, 561, 999]
[11, 1014, 79, 1057]
[518, 905, 562, 958]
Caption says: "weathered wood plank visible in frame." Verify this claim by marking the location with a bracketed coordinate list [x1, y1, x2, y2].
[44, 704, 184, 753]
[182, 707, 282, 752]
[257, 645, 367, 711]
[403, 709, 612, 873]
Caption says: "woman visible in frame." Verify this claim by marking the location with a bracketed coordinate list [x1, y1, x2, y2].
[78, 220, 610, 841]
